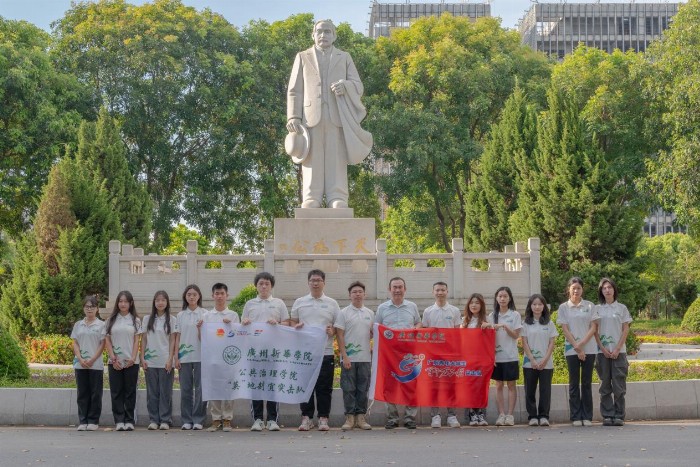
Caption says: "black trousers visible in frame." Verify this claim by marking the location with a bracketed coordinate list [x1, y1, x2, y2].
[300, 355, 335, 419]
[565, 354, 595, 421]
[108, 364, 139, 424]
[523, 368, 553, 420]
[251, 399, 279, 422]
[75, 369, 103, 425]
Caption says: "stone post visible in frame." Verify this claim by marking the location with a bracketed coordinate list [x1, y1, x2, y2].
[186, 240, 198, 286]
[528, 237, 541, 295]
[376, 239, 387, 300]
[109, 240, 121, 300]
[452, 238, 464, 300]
[264, 239, 275, 274]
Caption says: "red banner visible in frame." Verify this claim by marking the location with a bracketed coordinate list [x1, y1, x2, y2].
[370, 324, 495, 408]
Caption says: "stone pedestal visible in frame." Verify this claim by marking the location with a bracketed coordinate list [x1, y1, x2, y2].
[274, 209, 375, 255]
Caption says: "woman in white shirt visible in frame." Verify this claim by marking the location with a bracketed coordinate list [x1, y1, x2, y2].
[556, 277, 597, 427]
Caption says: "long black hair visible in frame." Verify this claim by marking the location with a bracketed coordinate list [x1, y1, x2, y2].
[493, 286, 516, 324]
[463, 293, 487, 328]
[524, 294, 551, 325]
[148, 290, 172, 335]
[182, 284, 203, 310]
[106, 290, 137, 335]
[597, 277, 618, 304]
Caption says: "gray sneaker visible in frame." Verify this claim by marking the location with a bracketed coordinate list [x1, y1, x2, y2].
[267, 420, 280, 431]
[251, 419, 264, 432]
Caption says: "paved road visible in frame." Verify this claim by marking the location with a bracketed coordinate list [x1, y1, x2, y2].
[1, 421, 698, 466]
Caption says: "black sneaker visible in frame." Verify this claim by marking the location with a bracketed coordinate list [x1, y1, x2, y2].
[404, 420, 417, 430]
[385, 420, 399, 429]
[602, 418, 613, 426]
[613, 418, 625, 426]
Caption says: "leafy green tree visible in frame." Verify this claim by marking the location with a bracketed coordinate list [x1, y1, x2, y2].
[381, 195, 442, 255]
[463, 84, 538, 252]
[510, 88, 645, 309]
[52, 0, 255, 247]
[0, 18, 91, 237]
[644, 0, 700, 234]
[368, 14, 551, 251]
[76, 108, 152, 247]
[0, 321, 28, 380]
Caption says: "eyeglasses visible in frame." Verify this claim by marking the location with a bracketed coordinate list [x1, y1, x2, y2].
[84, 305, 98, 309]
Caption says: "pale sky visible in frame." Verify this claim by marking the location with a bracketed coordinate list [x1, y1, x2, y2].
[2, 0, 537, 33]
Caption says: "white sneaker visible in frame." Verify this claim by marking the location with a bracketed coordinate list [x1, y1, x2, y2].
[124, 423, 134, 431]
[529, 418, 539, 426]
[318, 417, 330, 431]
[159, 423, 169, 430]
[446, 415, 461, 428]
[251, 419, 264, 431]
[495, 414, 506, 426]
[148, 422, 158, 430]
[582, 420, 592, 427]
[267, 420, 280, 431]
[504, 415, 515, 426]
[77, 424, 87, 431]
[192, 424, 203, 430]
[431, 414, 442, 428]
[181, 423, 193, 430]
[573, 420, 583, 427]
[298, 416, 312, 431]
[539, 418, 550, 427]
[116, 423, 125, 431]
[86, 424, 99, 431]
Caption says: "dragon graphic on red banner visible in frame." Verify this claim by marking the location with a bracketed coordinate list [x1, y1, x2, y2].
[369, 324, 496, 408]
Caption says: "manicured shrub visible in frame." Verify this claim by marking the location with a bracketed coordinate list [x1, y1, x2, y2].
[228, 284, 257, 318]
[681, 298, 700, 333]
[0, 323, 29, 379]
[23, 334, 74, 365]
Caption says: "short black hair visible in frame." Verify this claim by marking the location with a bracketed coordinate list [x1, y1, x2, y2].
[212, 282, 228, 293]
[254, 272, 275, 287]
[388, 277, 405, 288]
[348, 281, 366, 293]
[433, 281, 448, 289]
[308, 269, 325, 281]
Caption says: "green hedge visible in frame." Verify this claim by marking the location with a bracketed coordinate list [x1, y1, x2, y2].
[681, 298, 700, 333]
[0, 323, 29, 379]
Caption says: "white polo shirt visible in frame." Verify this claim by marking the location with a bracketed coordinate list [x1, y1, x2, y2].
[422, 303, 461, 328]
[488, 310, 522, 363]
[594, 301, 633, 354]
[522, 320, 558, 369]
[291, 294, 340, 356]
[204, 308, 241, 324]
[335, 305, 374, 363]
[176, 306, 206, 363]
[142, 314, 179, 368]
[242, 296, 289, 323]
[70, 318, 105, 370]
[103, 314, 142, 366]
[556, 299, 597, 356]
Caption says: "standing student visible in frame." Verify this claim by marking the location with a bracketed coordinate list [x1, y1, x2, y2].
[335, 281, 374, 431]
[521, 294, 558, 427]
[461, 293, 491, 427]
[175, 284, 207, 430]
[594, 278, 633, 427]
[557, 277, 597, 427]
[103, 290, 142, 431]
[242, 272, 290, 432]
[374, 277, 422, 430]
[423, 281, 462, 428]
[488, 286, 522, 426]
[71, 295, 105, 431]
[205, 283, 240, 432]
[291, 269, 340, 431]
[141, 291, 178, 430]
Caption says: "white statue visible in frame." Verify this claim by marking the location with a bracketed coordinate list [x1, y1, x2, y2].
[285, 19, 373, 209]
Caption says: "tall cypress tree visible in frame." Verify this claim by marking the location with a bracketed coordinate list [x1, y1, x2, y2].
[464, 85, 538, 252]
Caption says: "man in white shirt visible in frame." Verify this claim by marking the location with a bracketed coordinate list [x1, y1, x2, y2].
[374, 277, 422, 429]
[242, 272, 290, 432]
[290, 269, 340, 431]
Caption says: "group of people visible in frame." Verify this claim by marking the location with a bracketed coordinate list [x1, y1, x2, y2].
[70, 271, 632, 432]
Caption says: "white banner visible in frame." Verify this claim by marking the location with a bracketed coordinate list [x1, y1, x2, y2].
[201, 322, 327, 403]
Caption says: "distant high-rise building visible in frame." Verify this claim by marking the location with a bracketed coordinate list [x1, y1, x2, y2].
[368, 1, 491, 39]
[519, 2, 681, 58]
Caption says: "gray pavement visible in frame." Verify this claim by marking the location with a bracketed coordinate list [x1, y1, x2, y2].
[1, 421, 699, 466]
[629, 343, 700, 361]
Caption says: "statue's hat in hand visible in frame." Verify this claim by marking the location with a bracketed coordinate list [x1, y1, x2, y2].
[285, 124, 310, 164]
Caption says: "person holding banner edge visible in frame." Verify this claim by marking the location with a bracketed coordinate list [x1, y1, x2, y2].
[374, 277, 422, 429]
[291, 269, 341, 431]
[423, 281, 462, 428]
[242, 272, 291, 432]
[461, 293, 492, 427]
[335, 281, 374, 431]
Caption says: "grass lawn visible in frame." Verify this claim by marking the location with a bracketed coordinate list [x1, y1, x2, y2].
[633, 318, 684, 335]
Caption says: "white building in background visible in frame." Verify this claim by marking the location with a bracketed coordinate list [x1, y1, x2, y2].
[519, 2, 681, 58]
[644, 208, 688, 237]
[368, 1, 491, 38]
